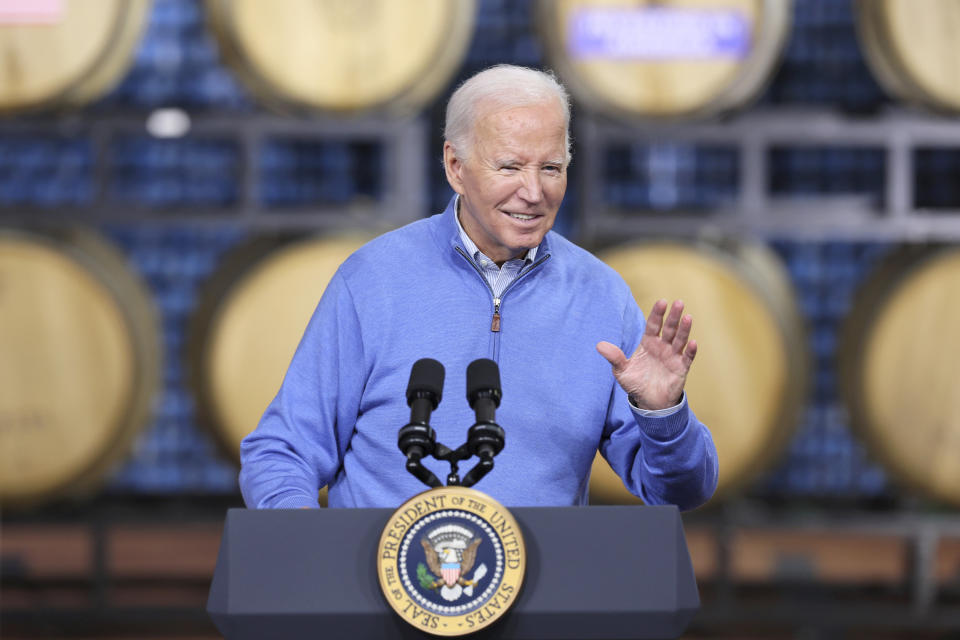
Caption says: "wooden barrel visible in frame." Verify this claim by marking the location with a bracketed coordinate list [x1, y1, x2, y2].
[0, 228, 160, 508]
[0, 0, 151, 115]
[839, 246, 960, 507]
[188, 234, 370, 505]
[204, 0, 476, 115]
[855, 0, 960, 114]
[592, 239, 808, 504]
[537, 0, 791, 119]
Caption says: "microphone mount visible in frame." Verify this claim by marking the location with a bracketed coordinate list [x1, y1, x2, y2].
[397, 358, 505, 489]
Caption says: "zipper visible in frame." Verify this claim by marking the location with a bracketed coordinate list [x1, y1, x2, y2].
[454, 246, 551, 334]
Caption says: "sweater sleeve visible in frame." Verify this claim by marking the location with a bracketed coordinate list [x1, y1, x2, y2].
[238, 270, 366, 509]
[598, 301, 719, 511]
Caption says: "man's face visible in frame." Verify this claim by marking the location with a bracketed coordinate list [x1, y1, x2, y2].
[444, 102, 568, 265]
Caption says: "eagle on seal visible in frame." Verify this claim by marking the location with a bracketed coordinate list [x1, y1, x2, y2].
[421, 537, 482, 591]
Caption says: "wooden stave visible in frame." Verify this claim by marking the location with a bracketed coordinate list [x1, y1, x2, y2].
[0, 0, 151, 115]
[536, 0, 793, 120]
[707, 0, 792, 115]
[203, 0, 477, 116]
[877, 0, 960, 112]
[187, 234, 371, 506]
[589, 237, 809, 505]
[839, 245, 960, 507]
[0, 227, 161, 508]
[854, 0, 960, 114]
[60, 0, 152, 109]
[187, 234, 296, 466]
[852, 0, 921, 109]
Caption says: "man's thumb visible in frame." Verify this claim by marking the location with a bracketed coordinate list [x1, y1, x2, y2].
[596, 341, 627, 371]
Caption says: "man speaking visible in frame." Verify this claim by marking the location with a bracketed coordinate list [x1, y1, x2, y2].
[239, 65, 718, 511]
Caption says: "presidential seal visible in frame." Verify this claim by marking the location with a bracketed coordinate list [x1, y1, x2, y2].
[376, 486, 525, 636]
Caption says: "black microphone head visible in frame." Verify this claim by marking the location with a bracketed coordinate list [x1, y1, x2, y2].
[466, 358, 501, 407]
[406, 358, 445, 407]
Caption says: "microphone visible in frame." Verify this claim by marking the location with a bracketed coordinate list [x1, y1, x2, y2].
[406, 358, 444, 424]
[398, 358, 444, 487]
[465, 358, 504, 461]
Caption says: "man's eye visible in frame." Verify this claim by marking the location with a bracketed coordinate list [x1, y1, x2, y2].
[500, 165, 518, 172]
[543, 165, 561, 173]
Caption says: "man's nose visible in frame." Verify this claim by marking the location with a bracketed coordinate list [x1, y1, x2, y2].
[517, 168, 543, 203]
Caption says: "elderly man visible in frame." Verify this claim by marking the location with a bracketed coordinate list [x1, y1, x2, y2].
[239, 65, 718, 510]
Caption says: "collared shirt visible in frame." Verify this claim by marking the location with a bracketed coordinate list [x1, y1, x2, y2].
[453, 196, 683, 418]
[454, 196, 535, 299]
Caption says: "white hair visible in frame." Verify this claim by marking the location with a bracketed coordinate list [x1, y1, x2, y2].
[444, 64, 572, 165]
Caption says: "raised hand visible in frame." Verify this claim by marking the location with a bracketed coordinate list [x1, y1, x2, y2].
[596, 299, 698, 411]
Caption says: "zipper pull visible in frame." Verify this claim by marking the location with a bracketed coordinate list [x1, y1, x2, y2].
[491, 298, 501, 332]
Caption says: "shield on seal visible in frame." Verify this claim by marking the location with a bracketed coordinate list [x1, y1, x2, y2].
[441, 563, 461, 587]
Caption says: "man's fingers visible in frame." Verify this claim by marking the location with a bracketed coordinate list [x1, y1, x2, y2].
[660, 300, 685, 343]
[682, 339, 698, 368]
[672, 314, 693, 353]
[596, 341, 628, 372]
[644, 299, 668, 337]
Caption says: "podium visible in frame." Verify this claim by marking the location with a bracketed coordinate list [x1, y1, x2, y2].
[207, 506, 699, 639]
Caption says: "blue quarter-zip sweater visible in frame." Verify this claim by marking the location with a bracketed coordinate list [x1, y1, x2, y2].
[239, 198, 718, 510]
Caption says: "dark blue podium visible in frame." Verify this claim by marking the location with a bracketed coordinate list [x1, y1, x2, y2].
[207, 506, 699, 639]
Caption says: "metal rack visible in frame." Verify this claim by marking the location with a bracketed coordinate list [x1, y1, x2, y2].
[0, 113, 427, 232]
[577, 107, 960, 243]
[684, 501, 960, 637]
[3, 107, 960, 243]
[1, 495, 238, 638]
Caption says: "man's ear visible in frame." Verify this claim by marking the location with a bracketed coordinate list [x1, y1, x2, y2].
[443, 141, 466, 196]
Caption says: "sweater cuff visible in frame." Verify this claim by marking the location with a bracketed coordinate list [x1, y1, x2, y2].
[272, 493, 320, 509]
[629, 391, 686, 417]
[631, 393, 690, 441]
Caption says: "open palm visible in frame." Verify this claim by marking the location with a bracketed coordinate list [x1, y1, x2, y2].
[596, 299, 697, 411]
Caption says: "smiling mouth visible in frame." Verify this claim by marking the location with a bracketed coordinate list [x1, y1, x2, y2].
[505, 212, 538, 221]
